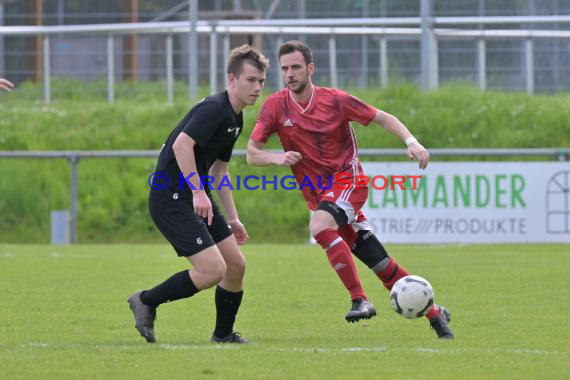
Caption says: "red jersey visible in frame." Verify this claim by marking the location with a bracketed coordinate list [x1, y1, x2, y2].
[251, 86, 377, 209]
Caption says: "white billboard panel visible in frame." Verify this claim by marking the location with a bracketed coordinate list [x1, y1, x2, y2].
[361, 162, 570, 243]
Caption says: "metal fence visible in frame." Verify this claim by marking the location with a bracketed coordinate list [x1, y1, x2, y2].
[2, 15, 570, 103]
[2, 1, 570, 99]
[1, 148, 569, 243]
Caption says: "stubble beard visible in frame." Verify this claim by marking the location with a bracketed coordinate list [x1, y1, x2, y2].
[290, 78, 309, 94]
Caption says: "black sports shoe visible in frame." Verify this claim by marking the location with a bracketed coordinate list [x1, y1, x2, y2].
[429, 305, 454, 339]
[345, 298, 377, 323]
[127, 290, 157, 343]
[211, 331, 249, 344]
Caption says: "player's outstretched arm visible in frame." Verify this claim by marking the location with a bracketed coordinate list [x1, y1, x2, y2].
[373, 109, 430, 170]
[0, 78, 14, 92]
[247, 138, 302, 167]
[209, 159, 248, 244]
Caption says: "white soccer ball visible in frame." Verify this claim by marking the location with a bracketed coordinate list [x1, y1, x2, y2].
[390, 275, 434, 319]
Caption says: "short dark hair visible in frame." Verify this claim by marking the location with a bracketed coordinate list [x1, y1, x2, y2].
[278, 40, 313, 65]
[227, 45, 269, 77]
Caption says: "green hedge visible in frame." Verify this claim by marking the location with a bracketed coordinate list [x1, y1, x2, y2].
[1, 82, 569, 243]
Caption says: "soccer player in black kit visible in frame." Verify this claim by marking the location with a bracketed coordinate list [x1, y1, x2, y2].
[128, 45, 268, 344]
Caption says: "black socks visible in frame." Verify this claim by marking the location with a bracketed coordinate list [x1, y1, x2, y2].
[139, 273, 243, 338]
[213, 285, 243, 338]
[140, 270, 199, 308]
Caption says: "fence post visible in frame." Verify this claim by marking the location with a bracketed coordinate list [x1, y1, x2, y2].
[0, 3, 4, 77]
[276, 34, 284, 89]
[188, 0, 199, 102]
[360, 0, 369, 88]
[107, 34, 115, 103]
[210, 25, 218, 94]
[477, 38, 486, 91]
[420, 0, 438, 90]
[222, 32, 230, 87]
[379, 36, 388, 88]
[298, 0, 306, 42]
[525, 38, 534, 95]
[360, 35, 369, 88]
[166, 33, 173, 103]
[328, 34, 338, 88]
[43, 35, 51, 104]
[68, 155, 79, 243]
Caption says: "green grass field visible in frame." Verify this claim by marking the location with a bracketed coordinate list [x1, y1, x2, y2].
[1, 244, 569, 379]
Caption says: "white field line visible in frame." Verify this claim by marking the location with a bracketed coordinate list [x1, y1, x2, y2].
[19, 342, 567, 356]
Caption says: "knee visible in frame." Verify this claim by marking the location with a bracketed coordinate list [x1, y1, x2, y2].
[226, 255, 246, 279]
[208, 259, 226, 285]
[309, 215, 335, 238]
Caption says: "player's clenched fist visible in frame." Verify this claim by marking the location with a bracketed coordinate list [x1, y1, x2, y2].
[275, 151, 302, 167]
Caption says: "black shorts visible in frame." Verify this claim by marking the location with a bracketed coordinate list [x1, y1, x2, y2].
[149, 194, 233, 257]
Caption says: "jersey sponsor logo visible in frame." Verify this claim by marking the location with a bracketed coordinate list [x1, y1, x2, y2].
[283, 118, 293, 127]
[325, 191, 335, 198]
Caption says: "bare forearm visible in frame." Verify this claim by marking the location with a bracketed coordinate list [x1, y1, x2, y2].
[209, 162, 239, 220]
[247, 138, 302, 167]
[215, 186, 239, 221]
[212, 167, 248, 244]
[373, 109, 430, 169]
[246, 144, 279, 166]
[377, 113, 414, 142]
[173, 134, 203, 192]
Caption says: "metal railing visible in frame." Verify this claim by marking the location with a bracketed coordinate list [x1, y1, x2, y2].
[1, 148, 568, 243]
[2, 15, 570, 102]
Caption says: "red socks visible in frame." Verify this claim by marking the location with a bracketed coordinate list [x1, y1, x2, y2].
[337, 224, 358, 249]
[376, 257, 440, 320]
[425, 305, 440, 320]
[376, 257, 410, 290]
[315, 228, 367, 301]
[318, 227, 441, 320]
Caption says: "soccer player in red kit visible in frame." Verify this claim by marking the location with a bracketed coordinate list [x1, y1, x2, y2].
[247, 40, 453, 339]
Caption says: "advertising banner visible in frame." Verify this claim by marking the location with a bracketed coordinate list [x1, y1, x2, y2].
[361, 162, 570, 243]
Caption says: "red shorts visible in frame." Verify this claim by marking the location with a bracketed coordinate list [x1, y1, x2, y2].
[319, 181, 367, 222]
[337, 211, 372, 248]
[317, 167, 372, 231]
[305, 167, 374, 248]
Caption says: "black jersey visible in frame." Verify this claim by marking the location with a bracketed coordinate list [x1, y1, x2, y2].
[150, 91, 243, 201]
